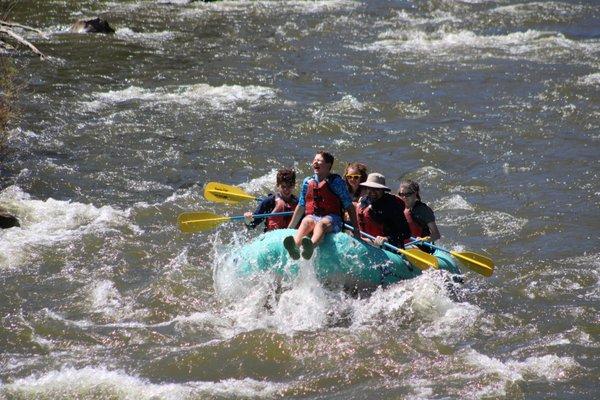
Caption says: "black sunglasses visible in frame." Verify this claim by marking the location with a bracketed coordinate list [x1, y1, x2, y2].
[397, 191, 415, 197]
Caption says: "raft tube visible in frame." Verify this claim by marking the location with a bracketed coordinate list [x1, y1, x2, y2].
[226, 229, 461, 289]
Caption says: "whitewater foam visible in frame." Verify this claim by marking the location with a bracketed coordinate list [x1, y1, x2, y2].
[1, 365, 285, 399]
[83, 83, 277, 112]
[181, 0, 357, 16]
[115, 27, 175, 43]
[441, 210, 528, 238]
[577, 72, 600, 86]
[239, 169, 279, 196]
[433, 194, 475, 211]
[462, 349, 579, 397]
[361, 28, 600, 63]
[0, 186, 140, 269]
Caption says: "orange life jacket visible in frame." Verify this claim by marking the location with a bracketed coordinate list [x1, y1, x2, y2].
[404, 208, 424, 238]
[393, 195, 425, 242]
[266, 195, 297, 231]
[305, 176, 343, 217]
[357, 204, 386, 237]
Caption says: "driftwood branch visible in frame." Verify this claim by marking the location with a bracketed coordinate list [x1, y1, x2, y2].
[0, 20, 48, 38]
[0, 24, 46, 59]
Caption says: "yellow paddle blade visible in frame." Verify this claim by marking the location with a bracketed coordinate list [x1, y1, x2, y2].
[204, 182, 257, 203]
[177, 211, 230, 233]
[451, 251, 494, 277]
[398, 248, 439, 271]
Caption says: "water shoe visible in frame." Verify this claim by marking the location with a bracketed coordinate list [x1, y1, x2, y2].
[283, 236, 300, 260]
[301, 236, 314, 260]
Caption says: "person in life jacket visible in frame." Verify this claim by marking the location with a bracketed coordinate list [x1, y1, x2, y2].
[343, 162, 368, 203]
[357, 173, 410, 248]
[244, 168, 298, 232]
[284, 151, 360, 260]
[397, 179, 441, 252]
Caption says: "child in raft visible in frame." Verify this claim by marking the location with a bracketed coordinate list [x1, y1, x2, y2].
[244, 168, 298, 232]
[284, 151, 360, 260]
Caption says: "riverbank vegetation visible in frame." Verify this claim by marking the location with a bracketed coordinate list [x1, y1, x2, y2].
[1, 1, 43, 151]
[0, 57, 17, 151]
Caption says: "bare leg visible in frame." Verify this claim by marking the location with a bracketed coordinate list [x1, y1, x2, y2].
[311, 217, 333, 246]
[294, 216, 315, 245]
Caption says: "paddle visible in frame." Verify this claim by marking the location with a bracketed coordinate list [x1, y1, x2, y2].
[408, 237, 494, 277]
[204, 182, 262, 204]
[343, 223, 438, 271]
[178, 211, 293, 233]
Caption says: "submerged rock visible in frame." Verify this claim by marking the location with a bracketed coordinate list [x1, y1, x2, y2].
[70, 18, 115, 34]
[0, 208, 19, 229]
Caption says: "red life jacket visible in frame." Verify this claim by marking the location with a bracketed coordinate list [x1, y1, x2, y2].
[404, 207, 424, 238]
[393, 195, 424, 242]
[357, 204, 386, 237]
[305, 176, 343, 217]
[266, 194, 297, 231]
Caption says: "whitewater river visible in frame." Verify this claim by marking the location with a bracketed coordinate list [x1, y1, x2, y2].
[1, 0, 598, 398]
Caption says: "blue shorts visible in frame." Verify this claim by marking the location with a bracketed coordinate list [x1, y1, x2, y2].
[307, 214, 344, 233]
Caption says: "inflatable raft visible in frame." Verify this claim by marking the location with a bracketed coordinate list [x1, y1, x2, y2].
[225, 228, 461, 289]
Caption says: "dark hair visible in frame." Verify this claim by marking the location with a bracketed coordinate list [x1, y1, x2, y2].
[317, 150, 334, 166]
[398, 179, 421, 201]
[276, 168, 296, 186]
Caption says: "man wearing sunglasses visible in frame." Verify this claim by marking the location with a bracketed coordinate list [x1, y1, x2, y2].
[357, 173, 411, 249]
[284, 151, 360, 260]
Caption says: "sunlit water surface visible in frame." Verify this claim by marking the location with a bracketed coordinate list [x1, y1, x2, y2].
[1, 0, 598, 399]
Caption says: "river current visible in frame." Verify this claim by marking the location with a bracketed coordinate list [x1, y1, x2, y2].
[1, 0, 598, 399]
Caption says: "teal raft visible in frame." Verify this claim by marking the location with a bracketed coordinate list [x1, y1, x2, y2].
[226, 228, 461, 289]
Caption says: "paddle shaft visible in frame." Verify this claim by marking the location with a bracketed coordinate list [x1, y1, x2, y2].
[225, 211, 293, 222]
[179, 211, 293, 225]
[344, 223, 397, 252]
[409, 236, 455, 254]
[248, 211, 292, 219]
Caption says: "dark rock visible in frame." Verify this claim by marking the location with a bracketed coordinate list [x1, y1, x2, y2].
[70, 18, 115, 34]
[0, 209, 19, 229]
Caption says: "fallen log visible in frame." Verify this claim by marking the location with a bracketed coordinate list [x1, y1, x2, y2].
[0, 21, 48, 38]
[0, 20, 46, 59]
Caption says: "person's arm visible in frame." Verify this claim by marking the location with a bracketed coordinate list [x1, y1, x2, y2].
[416, 203, 439, 242]
[330, 175, 360, 238]
[287, 178, 308, 229]
[345, 203, 361, 239]
[244, 196, 274, 229]
[287, 205, 305, 229]
[426, 221, 441, 242]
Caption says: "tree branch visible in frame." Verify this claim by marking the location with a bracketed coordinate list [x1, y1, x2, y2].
[0, 20, 48, 38]
[0, 26, 46, 59]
